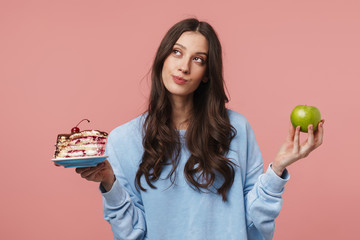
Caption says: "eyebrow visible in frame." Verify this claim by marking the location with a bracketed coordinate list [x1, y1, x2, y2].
[174, 43, 208, 57]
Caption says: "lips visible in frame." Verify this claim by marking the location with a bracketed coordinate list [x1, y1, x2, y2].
[172, 75, 187, 85]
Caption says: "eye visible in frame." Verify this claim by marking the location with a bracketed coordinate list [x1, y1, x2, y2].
[194, 56, 205, 64]
[172, 49, 181, 56]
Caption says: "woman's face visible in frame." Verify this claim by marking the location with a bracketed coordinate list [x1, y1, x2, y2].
[161, 31, 208, 99]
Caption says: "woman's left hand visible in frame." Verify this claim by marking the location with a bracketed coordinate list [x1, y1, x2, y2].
[271, 120, 325, 177]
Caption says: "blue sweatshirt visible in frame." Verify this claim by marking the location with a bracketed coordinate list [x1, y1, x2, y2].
[100, 109, 290, 240]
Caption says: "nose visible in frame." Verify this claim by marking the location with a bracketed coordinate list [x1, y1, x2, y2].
[178, 58, 190, 74]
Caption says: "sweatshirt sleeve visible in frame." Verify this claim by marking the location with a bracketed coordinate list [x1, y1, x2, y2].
[100, 131, 147, 240]
[243, 121, 290, 240]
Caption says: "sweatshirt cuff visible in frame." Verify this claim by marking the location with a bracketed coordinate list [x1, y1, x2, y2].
[99, 178, 128, 206]
[260, 164, 290, 193]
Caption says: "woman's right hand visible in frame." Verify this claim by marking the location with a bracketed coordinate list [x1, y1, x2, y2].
[75, 159, 115, 192]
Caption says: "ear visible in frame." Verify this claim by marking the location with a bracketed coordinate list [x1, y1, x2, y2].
[202, 77, 208, 83]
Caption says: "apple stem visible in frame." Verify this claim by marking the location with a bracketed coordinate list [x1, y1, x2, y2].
[75, 119, 90, 128]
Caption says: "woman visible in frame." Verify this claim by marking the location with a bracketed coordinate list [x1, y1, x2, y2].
[76, 18, 324, 240]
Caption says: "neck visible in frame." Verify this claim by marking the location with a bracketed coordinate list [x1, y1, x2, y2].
[169, 94, 193, 130]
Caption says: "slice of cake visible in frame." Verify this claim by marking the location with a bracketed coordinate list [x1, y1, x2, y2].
[54, 130, 108, 158]
[54, 119, 108, 159]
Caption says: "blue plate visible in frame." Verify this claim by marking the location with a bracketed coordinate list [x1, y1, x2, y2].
[52, 156, 108, 168]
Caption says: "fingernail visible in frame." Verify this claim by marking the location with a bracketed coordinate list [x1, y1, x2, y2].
[309, 125, 313, 130]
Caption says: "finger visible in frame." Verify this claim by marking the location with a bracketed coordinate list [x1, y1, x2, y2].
[314, 119, 324, 147]
[80, 163, 106, 178]
[306, 124, 315, 147]
[298, 124, 315, 157]
[75, 167, 90, 174]
[82, 165, 107, 180]
[293, 126, 300, 153]
[287, 122, 296, 141]
[85, 167, 105, 180]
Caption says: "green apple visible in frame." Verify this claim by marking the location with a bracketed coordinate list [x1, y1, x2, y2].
[290, 105, 321, 132]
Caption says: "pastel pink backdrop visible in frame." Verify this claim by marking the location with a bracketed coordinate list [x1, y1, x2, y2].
[1, 0, 359, 239]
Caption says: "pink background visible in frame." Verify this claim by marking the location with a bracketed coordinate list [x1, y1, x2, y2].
[1, 0, 359, 239]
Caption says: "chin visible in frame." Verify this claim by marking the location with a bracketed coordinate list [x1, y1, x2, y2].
[166, 88, 192, 98]
[167, 90, 190, 98]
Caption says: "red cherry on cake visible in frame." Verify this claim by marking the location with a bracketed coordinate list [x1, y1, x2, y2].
[71, 126, 80, 133]
[71, 119, 90, 133]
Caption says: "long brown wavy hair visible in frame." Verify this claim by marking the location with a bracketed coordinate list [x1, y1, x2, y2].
[135, 18, 236, 201]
